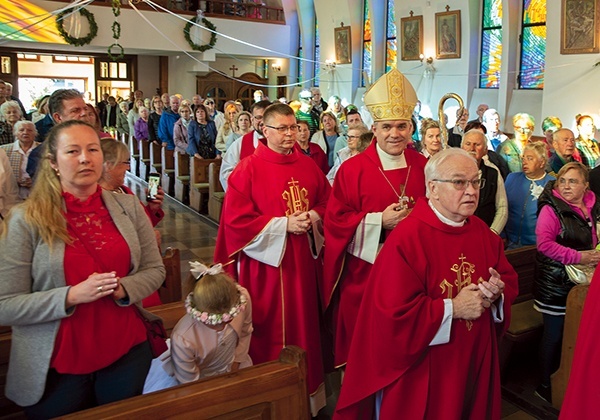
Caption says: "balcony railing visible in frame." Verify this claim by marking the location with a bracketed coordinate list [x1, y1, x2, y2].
[89, 0, 285, 24]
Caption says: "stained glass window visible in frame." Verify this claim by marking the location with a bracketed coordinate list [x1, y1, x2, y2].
[519, 0, 546, 89]
[362, 0, 372, 86]
[314, 18, 320, 87]
[298, 27, 303, 84]
[479, 0, 502, 88]
[385, 0, 397, 72]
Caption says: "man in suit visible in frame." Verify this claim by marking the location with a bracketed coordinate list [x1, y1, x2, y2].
[104, 96, 118, 128]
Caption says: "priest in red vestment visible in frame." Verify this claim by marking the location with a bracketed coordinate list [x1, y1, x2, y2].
[334, 148, 518, 419]
[214, 103, 331, 416]
[323, 68, 427, 367]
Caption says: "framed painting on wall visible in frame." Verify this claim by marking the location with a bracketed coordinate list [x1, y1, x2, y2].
[561, 0, 600, 54]
[435, 9, 461, 59]
[334, 25, 352, 64]
[400, 14, 423, 61]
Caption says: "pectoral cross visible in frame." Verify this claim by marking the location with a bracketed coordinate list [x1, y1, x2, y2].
[229, 65, 239, 77]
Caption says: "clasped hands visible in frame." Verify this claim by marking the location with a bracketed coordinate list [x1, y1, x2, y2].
[452, 268, 505, 321]
[382, 202, 411, 229]
[65, 271, 127, 309]
[287, 211, 312, 235]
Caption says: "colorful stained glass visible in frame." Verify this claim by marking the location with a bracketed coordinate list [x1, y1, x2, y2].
[314, 18, 320, 86]
[362, 0, 372, 86]
[479, 0, 502, 88]
[385, 0, 397, 71]
[520, 0, 546, 89]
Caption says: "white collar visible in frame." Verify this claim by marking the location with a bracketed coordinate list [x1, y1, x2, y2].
[428, 200, 466, 227]
[376, 144, 407, 170]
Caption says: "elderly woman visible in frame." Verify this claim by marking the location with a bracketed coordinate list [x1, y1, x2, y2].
[326, 125, 370, 184]
[173, 104, 192, 155]
[128, 99, 145, 136]
[419, 118, 442, 159]
[187, 104, 218, 159]
[504, 142, 554, 249]
[0, 121, 40, 199]
[0, 120, 165, 417]
[215, 102, 239, 154]
[534, 161, 600, 403]
[116, 101, 130, 138]
[134, 106, 150, 143]
[575, 114, 599, 168]
[498, 113, 535, 173]
[295, 120, 328, 174]
[0, 100, 22, 145]
[311, 110, 340, 168]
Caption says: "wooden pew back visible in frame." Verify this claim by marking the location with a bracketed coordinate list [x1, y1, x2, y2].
[189, 158, 218, 213]
[161, 147, 175, 196]
[60, 346, 310, 420]
[174, 153, 191, 204]
[551, 284, 589, 410]
[157, 247, 182, 304]
[208, 161, 224, 222]
[150, 142, 163, 175]
[505, 245, 537, 304]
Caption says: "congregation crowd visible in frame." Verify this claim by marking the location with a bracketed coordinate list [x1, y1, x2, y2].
[0, 67, 599, 419]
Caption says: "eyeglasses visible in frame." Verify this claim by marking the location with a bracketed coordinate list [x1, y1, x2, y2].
[265, 124, 300, 134]
[432, 178, 486, 190]
[204, 101, 214, 105]
[347, 135, 360, 139]
[558, 178, 584, 186]
[120, 160, 131, 166]
[514, 127, 533, 134]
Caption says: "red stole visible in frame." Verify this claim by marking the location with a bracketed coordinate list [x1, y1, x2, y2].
[240, 131, 257, 160]
[334, 199, 518, 419]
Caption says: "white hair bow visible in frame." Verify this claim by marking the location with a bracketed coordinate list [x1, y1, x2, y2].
[189, 261, 224, 279]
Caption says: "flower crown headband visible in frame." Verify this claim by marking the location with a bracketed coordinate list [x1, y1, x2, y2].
[186, 262, 247, 326]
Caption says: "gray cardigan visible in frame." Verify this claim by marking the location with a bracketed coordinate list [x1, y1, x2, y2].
[0, 190, 166, 406]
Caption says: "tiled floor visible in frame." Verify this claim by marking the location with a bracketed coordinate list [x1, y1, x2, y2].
[127, 174, 557, 420]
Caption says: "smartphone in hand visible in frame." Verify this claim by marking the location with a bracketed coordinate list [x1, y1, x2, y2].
[147, 173, 160, 201]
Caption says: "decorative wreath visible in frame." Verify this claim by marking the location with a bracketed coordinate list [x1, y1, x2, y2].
[107, 43, 125, 61]
[55, 8, 98, 47]
[184, 17, 217, 53]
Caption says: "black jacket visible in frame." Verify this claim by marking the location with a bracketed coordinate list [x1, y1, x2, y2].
[534, 181, 600, 307]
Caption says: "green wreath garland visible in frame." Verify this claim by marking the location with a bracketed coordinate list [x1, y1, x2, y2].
[184, 17, 217, 53]
[56, 8, 98, 47]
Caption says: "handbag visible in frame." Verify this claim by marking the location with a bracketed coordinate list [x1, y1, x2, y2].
[565, 264, 595, 285]
[69, 224, 168, 357]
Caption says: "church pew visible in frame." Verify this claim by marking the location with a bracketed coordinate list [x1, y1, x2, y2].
[150, 141, 163, 176]
[60, 346, 310, 420]
[161, 147, 175, 197]
[128, 134, 140, 177]
[174, 152, 190, 205]
[551, 284, 589, 410]
[138, 139, 151, 182]
[157, 247, 182, 306]
[208, 161, 224, 223]
[189, 157, 218, 214]
[499, 245, 543, 370]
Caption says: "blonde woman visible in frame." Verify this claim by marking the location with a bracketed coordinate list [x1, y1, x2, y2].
[215, 103, 240, 153]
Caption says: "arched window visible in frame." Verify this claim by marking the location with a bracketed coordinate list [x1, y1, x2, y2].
[385, 0, 397, 72]
[362, 0, 372, 86]
[479, 0, 502, 88]
[519, 0, 546, 89]
[314, 18, 320, 87]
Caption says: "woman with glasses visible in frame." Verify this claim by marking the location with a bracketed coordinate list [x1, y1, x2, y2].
[574, 114, 599, 168]
[498, 113, 536, 173]
[326, 125, 370, 184]
[533, 161, 600, 403]
[187, 104, 219, 159]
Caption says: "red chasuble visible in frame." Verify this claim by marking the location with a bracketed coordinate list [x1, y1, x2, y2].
[559, 268, 600, 420]
[334, 198, 518, 420]
[214, 142, 331, 398]
[323, 141, 427, 366]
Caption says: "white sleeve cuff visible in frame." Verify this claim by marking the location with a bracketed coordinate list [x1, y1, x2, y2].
[347, 212, 383, 264]
[242, 217, 287, 267]
[491, 293, 505, 323]
[430, 299, 453, 346]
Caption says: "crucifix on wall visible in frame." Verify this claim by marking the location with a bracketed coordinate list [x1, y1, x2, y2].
[229, 65, 239, 77]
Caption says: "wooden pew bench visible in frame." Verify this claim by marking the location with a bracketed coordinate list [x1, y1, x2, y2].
[500, 245, 543, 369]
[189, 157, 218, 213]
[208, 161, 224, 223]
[174, 152, 190, 205]
[551, 284, 589, 410]
[60, 346, 310, 420]
[138, 139, 151, 182]
[150, 141, 163, 176]
[128, 134, 140, 177]
[161, 147, 175, 197]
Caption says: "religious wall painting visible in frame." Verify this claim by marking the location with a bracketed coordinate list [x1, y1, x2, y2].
[400, 13, 423, 61]
[435, 8, 461, 59]
[561, 0, 600, 54]
[334, 25, 352, 64]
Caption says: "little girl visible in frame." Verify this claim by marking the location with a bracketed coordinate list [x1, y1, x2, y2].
[144, 262, 253, 393]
